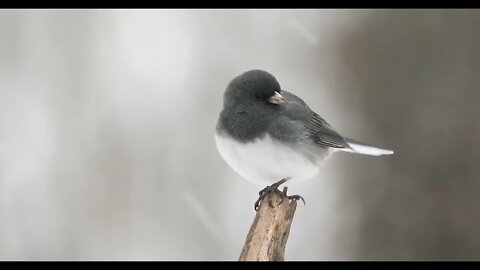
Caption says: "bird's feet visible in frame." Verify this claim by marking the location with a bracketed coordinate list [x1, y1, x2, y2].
[254, 179, 306, 211]
[281, 186, 306, 206]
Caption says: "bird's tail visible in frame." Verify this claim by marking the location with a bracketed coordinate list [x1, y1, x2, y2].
[342, 137, 394, 156]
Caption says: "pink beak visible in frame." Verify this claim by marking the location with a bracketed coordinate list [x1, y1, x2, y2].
[268, 91, 285, 105]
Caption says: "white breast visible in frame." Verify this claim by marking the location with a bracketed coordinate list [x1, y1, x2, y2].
[215, 132, 328, 186]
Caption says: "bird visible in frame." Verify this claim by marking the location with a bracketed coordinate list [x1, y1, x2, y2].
[215, 69, 394, 210]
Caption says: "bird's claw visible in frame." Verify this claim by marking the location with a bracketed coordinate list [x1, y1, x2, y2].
[254, 180, 306, 211]
[286, 194, 306, 206]
[254, 187, 282, 211]
[282, 186, 305, 205]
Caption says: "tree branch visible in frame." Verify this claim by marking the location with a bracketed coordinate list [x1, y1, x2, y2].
[239, 191, 298, 261]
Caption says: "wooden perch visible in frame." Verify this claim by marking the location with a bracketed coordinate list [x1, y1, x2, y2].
[239, 190, 298, 261]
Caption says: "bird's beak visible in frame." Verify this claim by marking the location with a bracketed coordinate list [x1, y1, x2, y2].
[268, 91, 285, 105]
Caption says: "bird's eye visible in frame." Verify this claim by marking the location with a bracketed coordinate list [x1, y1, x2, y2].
[255, 92, 276, 100]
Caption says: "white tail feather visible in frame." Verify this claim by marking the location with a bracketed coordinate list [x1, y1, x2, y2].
[343, 140, 394, 156]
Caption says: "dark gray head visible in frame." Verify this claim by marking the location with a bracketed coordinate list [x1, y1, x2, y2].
[218, 70, 288, 142]
[223, 69, 285, 111]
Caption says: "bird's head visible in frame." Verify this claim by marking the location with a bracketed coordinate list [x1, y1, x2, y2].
[223, 70, 285, 111]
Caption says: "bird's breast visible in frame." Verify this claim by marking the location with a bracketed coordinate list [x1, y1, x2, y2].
[214, 131, 321, 186]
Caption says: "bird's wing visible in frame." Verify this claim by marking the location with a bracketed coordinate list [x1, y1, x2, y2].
[306, 111, 350, 149]
[280, 91, 350, 149]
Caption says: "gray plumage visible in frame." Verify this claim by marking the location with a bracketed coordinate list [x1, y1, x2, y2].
[217, 69, 350, 149]
[215, 69, 393, 186]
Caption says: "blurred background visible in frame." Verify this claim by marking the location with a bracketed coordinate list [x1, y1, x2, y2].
[0, 9, 479, 260]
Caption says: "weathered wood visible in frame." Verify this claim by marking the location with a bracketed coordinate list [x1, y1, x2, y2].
[239, 191, 298, 261]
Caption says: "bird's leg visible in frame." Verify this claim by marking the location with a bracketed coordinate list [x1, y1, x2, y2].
[254, 178, 303, 211]
[282, 186, 306, 206]
[257, 178, 287, 196]
[254, 178, 287, 211]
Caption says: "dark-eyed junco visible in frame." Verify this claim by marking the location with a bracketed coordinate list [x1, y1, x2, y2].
[215, 70, 393, 209]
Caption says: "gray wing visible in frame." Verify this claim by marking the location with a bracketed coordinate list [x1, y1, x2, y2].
[306, 111, 350, 148]
[278, 91, 350, 149]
